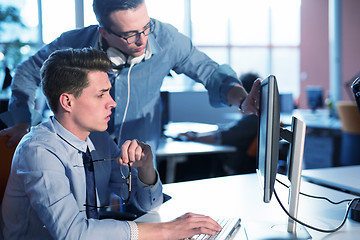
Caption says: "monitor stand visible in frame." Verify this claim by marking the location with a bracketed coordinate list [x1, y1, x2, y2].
[245, 222, 311, 240]
[282, 117, 311, 239]
[246, 117, 311, 240]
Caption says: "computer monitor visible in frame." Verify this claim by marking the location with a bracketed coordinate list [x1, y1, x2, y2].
[306, 86, 324, 112]
[255, 75, 311, 239]
[257, 75, 280, 203]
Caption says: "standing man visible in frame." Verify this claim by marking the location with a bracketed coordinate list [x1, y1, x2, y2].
[1, 48, 221, 239]
[0, 0, 260, 154]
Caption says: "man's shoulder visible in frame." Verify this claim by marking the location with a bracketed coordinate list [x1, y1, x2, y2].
[61, 25, 99, 36]
[21, 121, 59, 147]
[57, 25, 99, 48]
[151, 19, 181, 43]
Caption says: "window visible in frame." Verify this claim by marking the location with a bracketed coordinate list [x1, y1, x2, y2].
[1, 0, 301, 98]
[41, 0, 75, 44]
[0, 0, 39, 87]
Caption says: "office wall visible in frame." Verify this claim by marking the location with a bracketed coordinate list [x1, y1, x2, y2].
[299, 0, 360, 108]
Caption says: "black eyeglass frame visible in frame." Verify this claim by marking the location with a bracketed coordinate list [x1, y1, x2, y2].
[106, 20, 154, 44]
[82, 161, 132, 210]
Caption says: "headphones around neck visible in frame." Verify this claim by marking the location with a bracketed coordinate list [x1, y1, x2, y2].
[107, 47, 145, 67]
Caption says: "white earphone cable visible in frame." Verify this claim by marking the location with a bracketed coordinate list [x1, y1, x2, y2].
[118, 63, 134, 142]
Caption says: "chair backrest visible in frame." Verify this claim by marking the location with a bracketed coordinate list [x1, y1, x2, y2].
[336, 101, 360, 134]
[0, 136, 19, 203]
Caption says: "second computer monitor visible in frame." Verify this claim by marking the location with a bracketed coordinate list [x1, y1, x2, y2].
[257, 74, 280, 203]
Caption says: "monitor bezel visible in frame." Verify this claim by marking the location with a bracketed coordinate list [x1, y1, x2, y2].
[256, 74, 280, 203]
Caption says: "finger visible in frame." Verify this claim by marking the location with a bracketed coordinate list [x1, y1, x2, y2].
[117, 157, 123, 165]
[134, 144, 143, 161]
[194, 226, 220, 236]
[188, 218, 222, 235]
[142, 143, 151, 158]
[183, 213, 222, 230]
[121, 140, 132, 164]
[249, 79, 261, 96]
[127, 139, 140, 163]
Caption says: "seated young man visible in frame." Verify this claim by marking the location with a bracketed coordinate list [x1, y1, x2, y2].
[1, 48, 221, 239]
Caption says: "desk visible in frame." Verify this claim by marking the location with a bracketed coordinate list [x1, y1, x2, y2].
[156, 139, 236, 183]
[157, 122, 237, 183]
[281, 109, 341, 130]
[136, 173, 360, 239]
[302, 165, 360, 196]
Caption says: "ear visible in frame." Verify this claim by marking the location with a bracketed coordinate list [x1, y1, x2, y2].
[59, 93, 73, 112]
[98, 27, 110, 40]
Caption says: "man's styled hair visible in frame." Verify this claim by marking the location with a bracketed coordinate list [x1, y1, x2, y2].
[93, 0, 144, 29]
[40, 48, 112, 113]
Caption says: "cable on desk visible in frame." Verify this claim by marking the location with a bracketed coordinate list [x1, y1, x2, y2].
[274, 189, 360, 233]
[276, 178, 353, 205]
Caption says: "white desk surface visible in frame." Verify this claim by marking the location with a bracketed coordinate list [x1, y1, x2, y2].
[158, 121, 236, 157]
[156, 139, 236, 157]
[136, 173, 360, 240]
[302, 165, 360, 196]
[163, 122, 219, 139]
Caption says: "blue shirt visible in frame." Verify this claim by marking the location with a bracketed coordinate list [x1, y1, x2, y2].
[1, 19, 241, 152]
[1, 118, 163, 240]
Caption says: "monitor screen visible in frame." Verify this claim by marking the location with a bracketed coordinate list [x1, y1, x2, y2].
[306, 86, 323, 112]
[257, 75, 280, 203]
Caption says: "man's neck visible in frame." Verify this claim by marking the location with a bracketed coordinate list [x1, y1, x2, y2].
[54, 115, 90, 141]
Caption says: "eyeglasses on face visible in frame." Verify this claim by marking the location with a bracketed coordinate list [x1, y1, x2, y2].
[106, 20, 154, 44]
[78, 160, 132, 210]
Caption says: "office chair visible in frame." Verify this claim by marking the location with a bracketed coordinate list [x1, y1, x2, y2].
[0, 136, 19, 240]
[0, 136, 19, 203]
[336, 101, 360, 166]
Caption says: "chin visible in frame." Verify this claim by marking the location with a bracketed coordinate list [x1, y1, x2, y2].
[94, 124, 108, 133]
[133, 50, 145, 57]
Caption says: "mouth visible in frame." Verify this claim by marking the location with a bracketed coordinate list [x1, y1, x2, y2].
[134, 46, 145, 53]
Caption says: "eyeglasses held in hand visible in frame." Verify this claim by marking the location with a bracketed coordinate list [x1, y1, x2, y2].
[78, 159, 132, 210]
[106, 20, 154, 44]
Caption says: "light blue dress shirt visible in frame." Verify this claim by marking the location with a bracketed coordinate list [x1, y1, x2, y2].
[0, 18, 241, 153]
[1, 117, 163, 240]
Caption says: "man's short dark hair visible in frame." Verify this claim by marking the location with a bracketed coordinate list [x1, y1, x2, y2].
[240, 72, 260, 93]
[40, 48, 112, 113]
[93, 0, 145, 29]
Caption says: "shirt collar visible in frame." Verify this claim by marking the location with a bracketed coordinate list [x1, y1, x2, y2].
[51, 117, 95, 154]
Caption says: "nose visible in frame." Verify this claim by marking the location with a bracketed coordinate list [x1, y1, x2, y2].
[108, 95, 117, 109]
[135, 32, 147, 45]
